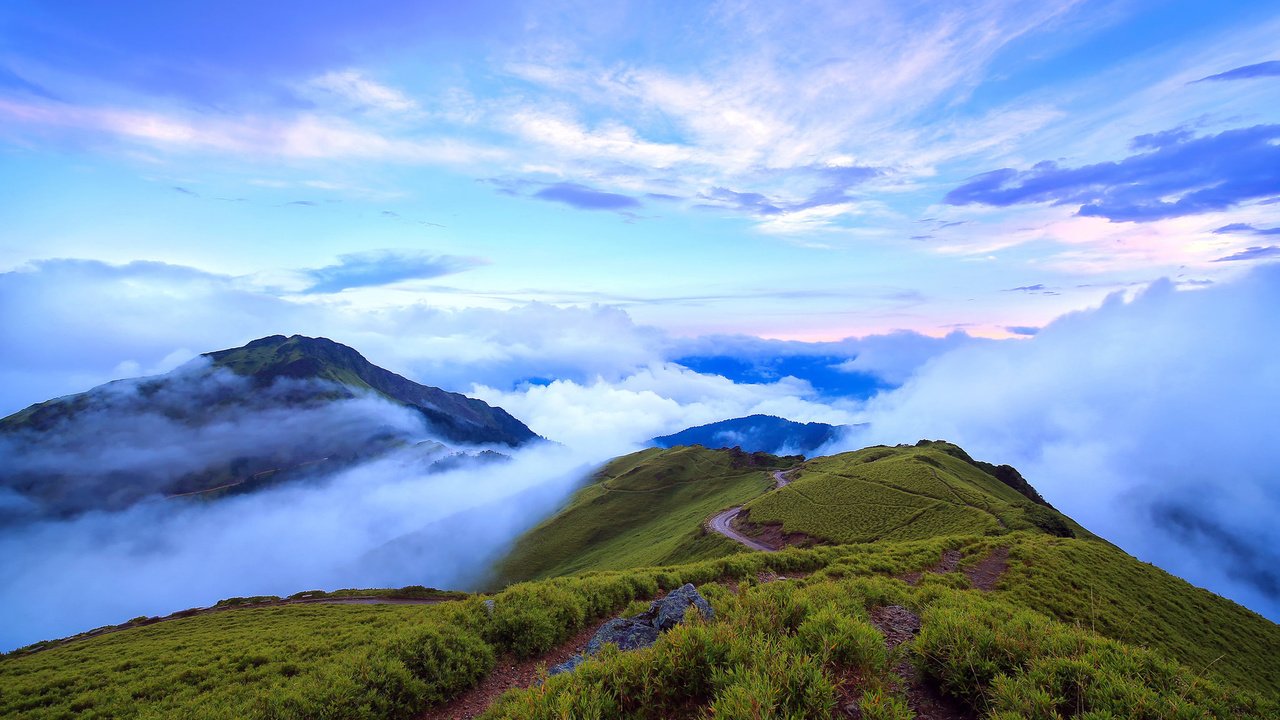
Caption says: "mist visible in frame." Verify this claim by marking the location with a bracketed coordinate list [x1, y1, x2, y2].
[0, 440, 600, 651]
[836, 264, 1280, 620]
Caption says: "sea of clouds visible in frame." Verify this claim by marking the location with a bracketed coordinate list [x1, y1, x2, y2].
[0, 258, 1276, 649]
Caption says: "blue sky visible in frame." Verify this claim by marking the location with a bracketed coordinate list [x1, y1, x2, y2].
[1, 0, 1279, 341]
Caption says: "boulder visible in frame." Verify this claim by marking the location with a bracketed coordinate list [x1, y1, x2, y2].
[643, 583, 714, 631]
[548, 584, 712, 676]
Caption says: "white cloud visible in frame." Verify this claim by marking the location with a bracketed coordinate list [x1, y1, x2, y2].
[472, 363, 857, 454]
[307, 70, 418, 113]
[837, 264, 1280, 619]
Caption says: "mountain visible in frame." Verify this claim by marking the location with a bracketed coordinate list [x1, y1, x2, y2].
[7, 440, 1278, 719]
[495, 441, 1085, 588]
[651, 414, 849, 455]
[201, 335, 536, 447]
[490, 446, 802, 585]
[0, 335, 537, 520]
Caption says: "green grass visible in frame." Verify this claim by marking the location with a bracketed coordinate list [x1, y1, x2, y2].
[5, 441, 1278, 718]
[743, 443, 1089, 543]
[489, 446, 800, 585]
[485, 561, 1277, 719]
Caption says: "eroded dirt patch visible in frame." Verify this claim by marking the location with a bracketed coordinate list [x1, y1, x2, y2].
[865, 604, 974, 720]
[963, 546, 1009, 591]
[418, 622, 603, 720]
[899, 549, 962, 586]
[731, 508, 818, 549]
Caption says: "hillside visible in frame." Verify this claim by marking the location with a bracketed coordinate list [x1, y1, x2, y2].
[652, 414, 848, 455]
[738, 440, 1087, 544]
[3, 533, 1277, 719]
[3, 439, 1277, 718]
[489, 446, 802, 585]
[0, 335, 536, 520]
[203, 335, 537, 447]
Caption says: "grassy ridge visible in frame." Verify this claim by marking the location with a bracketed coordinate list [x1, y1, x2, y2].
[6, 534, 1275, 718]
[489, 446, 800, 585]
[743, 443, 1088, 543]
[488, 566, 1276, 719]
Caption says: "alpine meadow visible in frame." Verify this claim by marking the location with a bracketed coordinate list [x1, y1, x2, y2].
[2, 2, 1279, 719]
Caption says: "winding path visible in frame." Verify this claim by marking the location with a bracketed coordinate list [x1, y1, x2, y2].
[705, 470, 794, 552]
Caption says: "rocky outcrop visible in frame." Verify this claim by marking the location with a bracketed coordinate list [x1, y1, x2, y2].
[550, 583, 713, 675]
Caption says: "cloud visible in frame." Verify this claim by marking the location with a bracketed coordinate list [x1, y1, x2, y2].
[1214, 223, 1280, 236]
[472, 363, 856, 456]
[945, 124, 1280, 222]
[307, 70, 417, 113]
[837, 265, 1280, 619]
[1005, 325, 1040, 336]
[830, 330, 991, 385]
[0, 259, 672, 416]
[1213, 246, 1280, 262]
[0, 439, 595, 651]
[531, 182, 641, 211]
[301, 250, 487, 293]
[171, 185, 199, 196]
[1194, 60, 1280, 83]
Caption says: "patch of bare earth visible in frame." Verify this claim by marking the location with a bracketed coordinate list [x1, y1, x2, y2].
[963, 546, 1009, 591]
[861, 605, 974, 720]
[731, 508, 817, 549]
[899, 549, 962, 586]
[418, 622, 602, 720]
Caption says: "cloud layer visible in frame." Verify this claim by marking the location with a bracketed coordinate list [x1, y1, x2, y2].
[841, 264, 1280, 619]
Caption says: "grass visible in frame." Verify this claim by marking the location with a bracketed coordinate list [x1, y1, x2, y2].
[4, 441, 1278, 718]
[743, 443, 1090, 544]
[484, 563, 1276, 719]
[5, 534, 1277, 718]
[489, 446, 800, 585]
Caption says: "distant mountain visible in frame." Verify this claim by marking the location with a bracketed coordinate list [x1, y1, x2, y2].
[202, 335, 537, 447]
[0, 335, 537, 520]
[652, 414, 849, 455]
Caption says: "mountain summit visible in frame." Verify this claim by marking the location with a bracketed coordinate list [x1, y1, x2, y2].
[0, 335, 538, 520]
[202, 335, 537, 447]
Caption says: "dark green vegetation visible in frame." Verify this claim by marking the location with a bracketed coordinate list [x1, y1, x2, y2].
[4, 534, 1277, 719]
[0, 334, 535, 519]
[491, 446, 801, 585]
[742, 441, 1088, 543]
[652, 414, 848, 455]
[203, 335, 536, 447]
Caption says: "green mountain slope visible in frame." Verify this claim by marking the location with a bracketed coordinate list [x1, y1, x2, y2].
[4, 533, 1276, 719]
[740, 441, 1088, 544]
[490, 446, 802, 585]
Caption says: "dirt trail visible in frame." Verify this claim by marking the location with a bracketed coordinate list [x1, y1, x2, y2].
[704, 469, 796, 552]
[708, 506, 777, 552]
[418, 622, 604, 720]
[864, 605, 974, 720]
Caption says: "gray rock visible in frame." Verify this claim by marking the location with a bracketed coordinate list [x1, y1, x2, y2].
[585, 617, 661, 655]
[548, 584, 712, 676]
[482, 598, 495, 617]
[644, 583, 714, 631]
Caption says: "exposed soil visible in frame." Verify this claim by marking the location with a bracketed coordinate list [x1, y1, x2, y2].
[963, 546, 1009, 591]
[731, 508, 818, 549]
[869, 605, 921, 649]
[418, 621, 603, 720]
[866, 605, 974, 720]
[899, 549, 962, 586]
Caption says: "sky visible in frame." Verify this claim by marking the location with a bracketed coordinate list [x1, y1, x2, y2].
[2, 0, 1278, 342]
[2, 2, 1280, 630]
